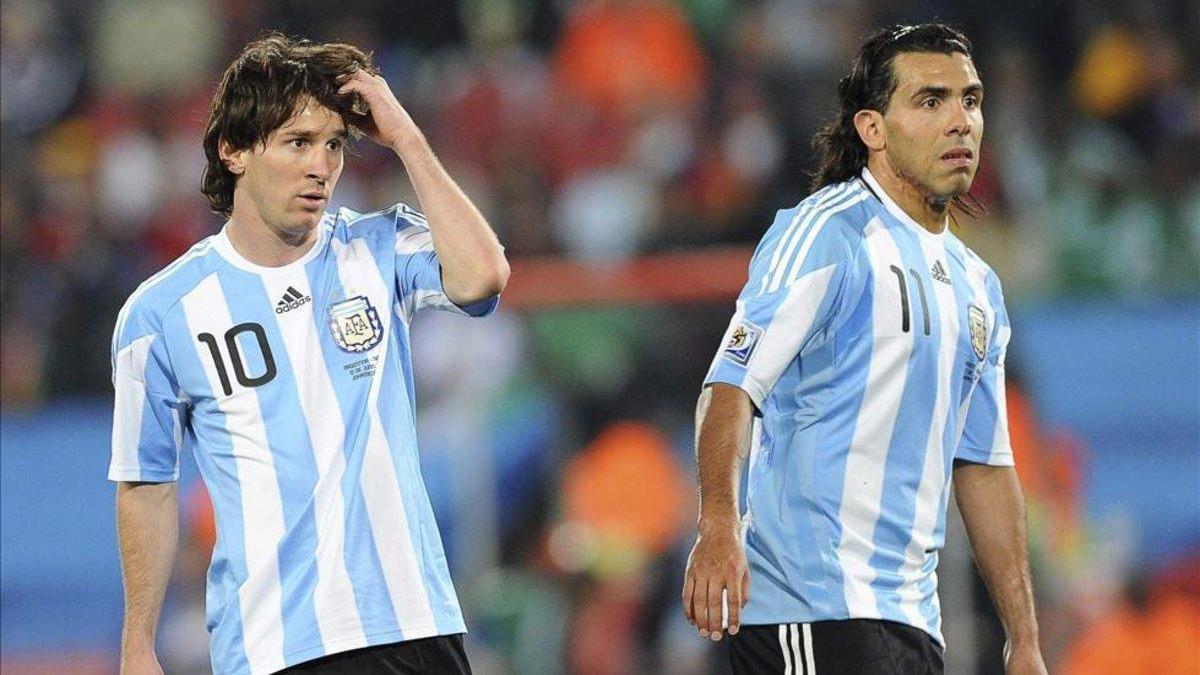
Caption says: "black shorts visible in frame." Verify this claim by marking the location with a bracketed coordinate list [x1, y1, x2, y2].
[277, 634, 471, 674]
[728, 619, 943, 675]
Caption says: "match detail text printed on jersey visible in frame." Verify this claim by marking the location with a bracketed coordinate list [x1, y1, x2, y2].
[329, 295, 384, 353]
[723, 320, 763, 366]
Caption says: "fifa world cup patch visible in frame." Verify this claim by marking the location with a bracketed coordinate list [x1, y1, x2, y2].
[723, 320, 763, 366]
[968, 304, 988, 361]
[329, 295, 384, 353]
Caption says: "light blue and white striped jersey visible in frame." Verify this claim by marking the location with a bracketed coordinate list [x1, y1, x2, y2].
[705, 168, 1013, 645]
[109, 203, 497, 675]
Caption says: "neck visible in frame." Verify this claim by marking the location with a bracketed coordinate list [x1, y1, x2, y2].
[226, 201, 317, 268]
[866, 155, 949, 235]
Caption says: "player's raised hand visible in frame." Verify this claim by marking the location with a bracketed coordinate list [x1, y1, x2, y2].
[682, 516, 750, 640]
[336, 69, 421, 151]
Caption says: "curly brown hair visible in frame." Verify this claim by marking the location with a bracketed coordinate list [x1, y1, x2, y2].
[200, 32, 377, 216]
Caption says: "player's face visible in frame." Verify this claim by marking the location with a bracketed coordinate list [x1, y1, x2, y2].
[238, 97, 347, 238]
[880, 52, 983, 200]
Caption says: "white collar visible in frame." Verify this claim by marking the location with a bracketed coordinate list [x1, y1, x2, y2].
[213, 217, 330, 276]
[861, 167, 948, 241]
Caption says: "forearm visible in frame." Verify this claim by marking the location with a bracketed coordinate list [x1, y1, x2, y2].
[695, 384, 754, 528]
[392, 133, 509, 304]
[116, 481, 179, 655]
[954, 463, 1039, 648]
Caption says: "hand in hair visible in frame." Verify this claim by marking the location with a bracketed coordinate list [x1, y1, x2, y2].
[337, 69, 422, 151]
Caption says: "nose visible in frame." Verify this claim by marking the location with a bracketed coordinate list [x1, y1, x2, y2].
[306, 151, 336, 184]
[946, 101, 972, 137]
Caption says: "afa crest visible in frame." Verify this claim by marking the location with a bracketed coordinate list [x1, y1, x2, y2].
[723, 321, 763, 366]
[968, 304, 988, 361]
[329, 295, 383, 353]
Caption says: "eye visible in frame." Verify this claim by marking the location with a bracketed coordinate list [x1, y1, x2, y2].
[327, 138, 343, 151]
[921, 97, 940, 110]
[963, 94, 980, 109]
[290, 138, 308, 149]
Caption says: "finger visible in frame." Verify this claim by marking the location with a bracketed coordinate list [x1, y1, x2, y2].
[681, 571, 696, 625]
[692, 576, 709, 637]
[706, 575, 723, 639]
[726, 574, 742, 635]
[741, 568, 751, 606]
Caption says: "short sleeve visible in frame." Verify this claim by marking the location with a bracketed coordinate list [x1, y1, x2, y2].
[109, 332, 188, 482]
[704, 201, 868, 410]
[955, 280, 1015, 466]
[393, 204, 499, 322]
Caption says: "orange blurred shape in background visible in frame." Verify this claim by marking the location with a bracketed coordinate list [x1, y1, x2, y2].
[562, 420, 690, 558]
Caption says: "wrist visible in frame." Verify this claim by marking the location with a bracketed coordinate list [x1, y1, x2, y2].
[1006, 632, 1040, 652]
[121, 627, 156, 652]
[389, 129, 429, 159]
[697, 511, 741, 533]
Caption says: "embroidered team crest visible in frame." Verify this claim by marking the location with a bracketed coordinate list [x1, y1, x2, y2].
[723, 321, 763, 366]
[329, 295, 383, 353]
[968, 304, 988, 361]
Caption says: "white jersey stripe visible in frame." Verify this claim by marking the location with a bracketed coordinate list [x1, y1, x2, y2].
[837, 217, 912, 618]
[896, 236, 959, 627]
[110, 335, 155, 478]
[331, 237, 438, 633]
[265, 272, 366, 650]
[181, 273, 286, 674]
[990, 324, 1013, 462]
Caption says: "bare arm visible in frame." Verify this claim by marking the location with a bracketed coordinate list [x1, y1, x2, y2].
[682, 383, 755, 640]
[116, 481, 179, 675]
[953, 462, 1047, 674]
[338, 70, 509, 305]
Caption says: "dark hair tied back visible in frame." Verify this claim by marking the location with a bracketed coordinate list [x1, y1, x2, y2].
[810, 23, 981, 216]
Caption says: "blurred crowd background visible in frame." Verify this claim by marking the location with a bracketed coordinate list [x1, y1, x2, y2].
[1, 0, 1198, 674]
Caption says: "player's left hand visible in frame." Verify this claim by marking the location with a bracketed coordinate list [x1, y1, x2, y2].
[337, 69, 421, 151]
[1003, 642, 1048, 675]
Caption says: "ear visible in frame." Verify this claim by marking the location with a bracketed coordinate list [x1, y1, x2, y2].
[853, 110, 886, 152]
[218, 139, 247, 176]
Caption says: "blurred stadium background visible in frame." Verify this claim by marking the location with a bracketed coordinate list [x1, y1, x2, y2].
[1, 0, 1198, 673]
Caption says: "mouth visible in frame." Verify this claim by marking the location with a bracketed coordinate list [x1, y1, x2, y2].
[298, 192, 327, 210]
[940, 147, 974, 168]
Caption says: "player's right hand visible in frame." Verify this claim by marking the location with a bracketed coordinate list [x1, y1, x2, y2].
[682, 516, 750, 641]
[119, 650, 164, 675]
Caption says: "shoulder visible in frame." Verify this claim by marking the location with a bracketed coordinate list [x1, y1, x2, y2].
[113, 235, 220, 354]
[333, 203, 433, 255]
[761, 182, 873, 261]
[335, 203, 428, 238]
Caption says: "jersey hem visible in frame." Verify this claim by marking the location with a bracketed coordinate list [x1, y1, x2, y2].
[108, 467, 178, 483]
[742, 610, 945, 648]
[269, 622, 468, 674]
[703, 374, 767, 411]
[952, 446, 1015, 467]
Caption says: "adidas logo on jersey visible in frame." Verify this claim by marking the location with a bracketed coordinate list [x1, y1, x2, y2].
[275, 286, 312, 313]
[931, 260, 952, 285]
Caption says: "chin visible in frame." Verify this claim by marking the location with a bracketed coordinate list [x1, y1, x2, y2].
[939, 174, 974, 198]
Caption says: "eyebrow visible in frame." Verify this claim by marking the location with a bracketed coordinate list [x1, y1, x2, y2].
[911, 82, 984, 101]
[282, 128, 350, 140]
